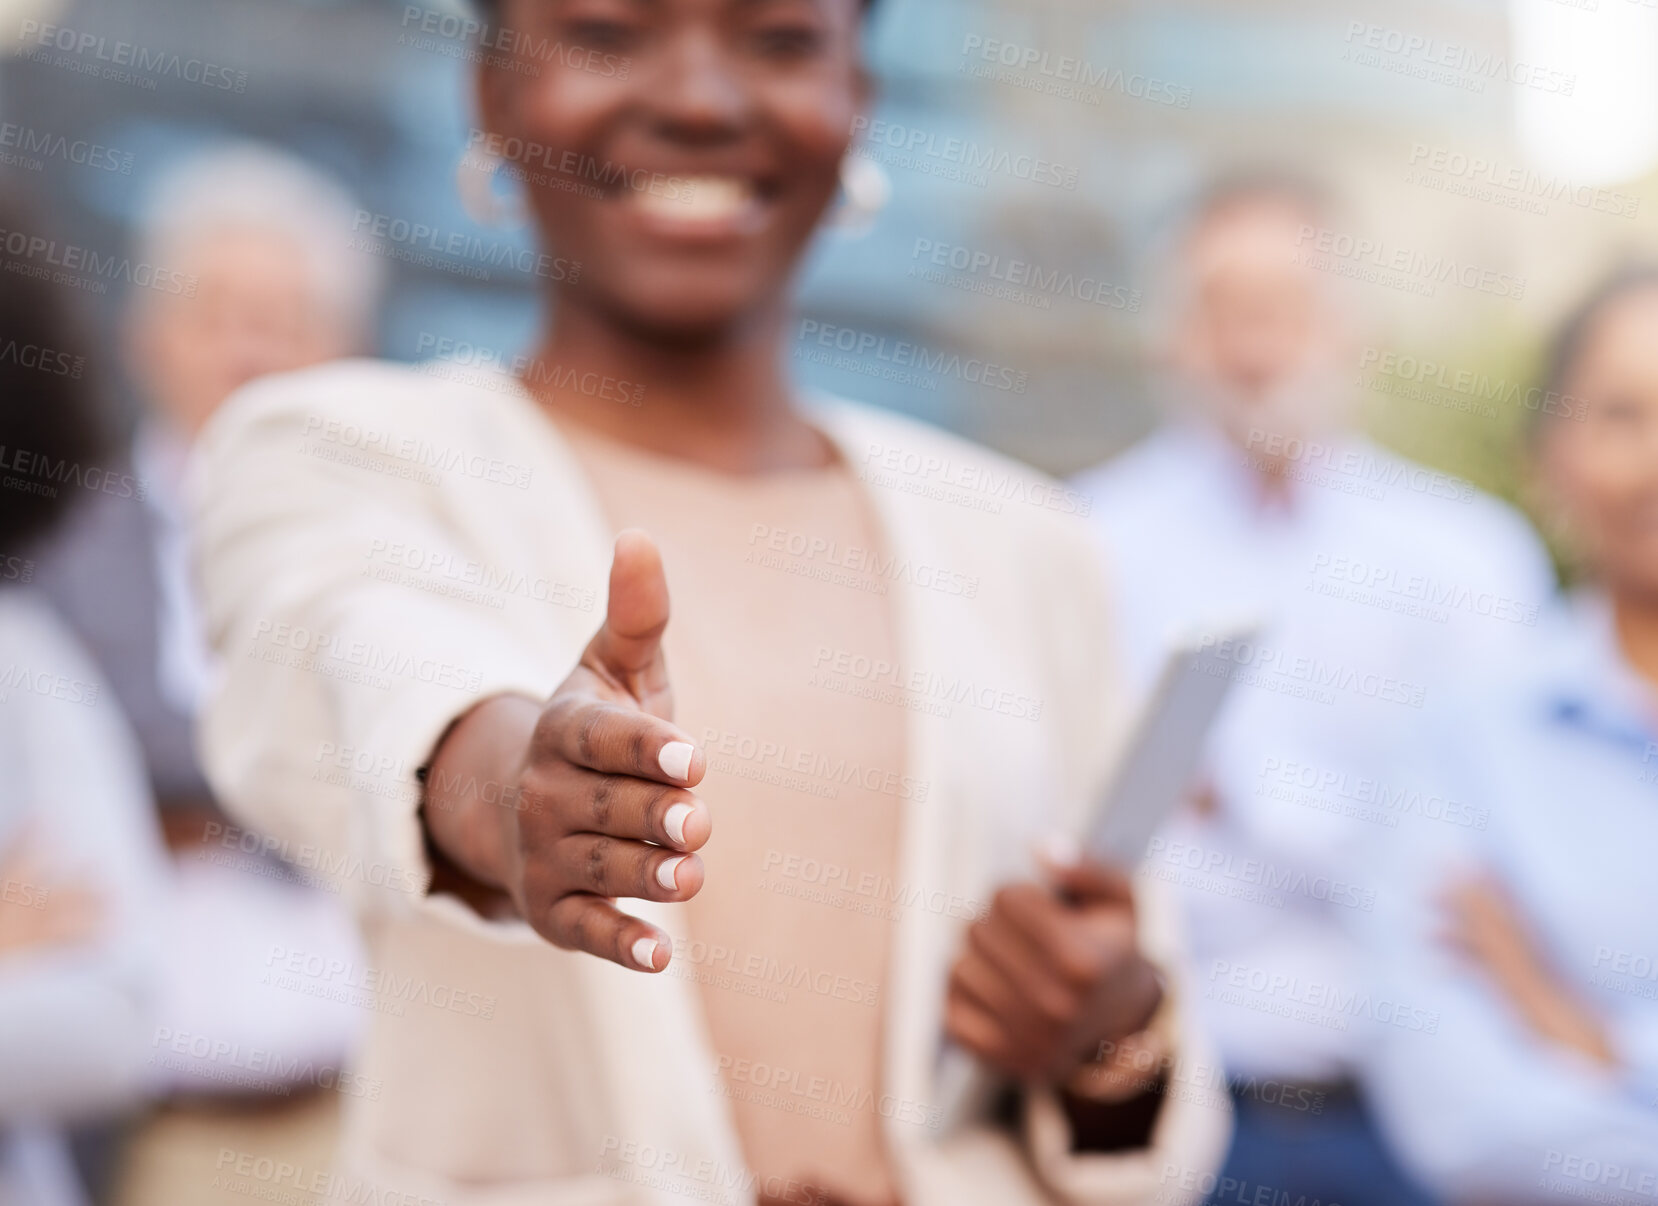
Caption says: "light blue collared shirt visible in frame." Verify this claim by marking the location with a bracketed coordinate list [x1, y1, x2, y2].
[1073, 421, 1556, 1081]
[1363, 595, 1658, 1203]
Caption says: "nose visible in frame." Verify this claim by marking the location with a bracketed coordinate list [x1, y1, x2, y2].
[646, 26, 749, 142]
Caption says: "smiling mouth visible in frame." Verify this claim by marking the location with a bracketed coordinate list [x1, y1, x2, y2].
[620, 173, 769, 238]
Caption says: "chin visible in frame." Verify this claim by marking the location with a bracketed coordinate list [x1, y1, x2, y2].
[595, 273, 776, 347]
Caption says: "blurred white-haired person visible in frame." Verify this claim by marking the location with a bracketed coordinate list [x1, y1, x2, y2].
[33, 141, 382, 1206]
[1069, 173, 1556, 1206]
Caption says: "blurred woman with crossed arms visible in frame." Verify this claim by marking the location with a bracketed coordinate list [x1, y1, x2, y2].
[1364, 269, 1658, 1203]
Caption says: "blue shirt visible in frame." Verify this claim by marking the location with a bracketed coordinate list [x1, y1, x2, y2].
[1073, 422, 1556, 1081]
[1363, 596, 1658, 1202]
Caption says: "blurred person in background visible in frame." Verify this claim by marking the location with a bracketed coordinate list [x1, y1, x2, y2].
[1070, 174, 1556, 1206]
[1363, 268, 1658, 1203]
[0, 188, 171, 1206]
[30, 143, 381, 1206]
[184, 0, 1233, 1203]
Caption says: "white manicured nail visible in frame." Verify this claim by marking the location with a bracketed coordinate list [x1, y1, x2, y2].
[658, 741, 695, 782]
[663, 803, 694, 845]
[631, 936, 658, 970]
[656, 856, 685, 891]
[1040, 831, 1082, 868]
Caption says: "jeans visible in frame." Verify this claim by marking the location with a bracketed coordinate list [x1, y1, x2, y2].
[1201, 1083, 1440, 1206]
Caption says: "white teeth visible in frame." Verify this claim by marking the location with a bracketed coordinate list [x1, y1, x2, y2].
[629, 175, 754, 222]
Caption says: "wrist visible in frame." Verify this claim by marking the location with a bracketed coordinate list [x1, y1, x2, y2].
[421, 693, 541, 900]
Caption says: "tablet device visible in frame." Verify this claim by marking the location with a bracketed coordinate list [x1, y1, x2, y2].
[933, 617, 1261, 1137]
[1086, 618, 1262, 865]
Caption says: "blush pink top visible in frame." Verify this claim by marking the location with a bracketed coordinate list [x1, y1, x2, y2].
[561, 419, 905, 1206]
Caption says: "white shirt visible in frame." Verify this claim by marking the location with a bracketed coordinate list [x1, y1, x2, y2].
[1362, 596, 1658, 1202]
[0, 592, 169, 1206]
[1072, 421, 1555, 1082]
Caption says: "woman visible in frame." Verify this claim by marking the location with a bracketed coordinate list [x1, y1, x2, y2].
[189, 1, 1228, 1203]
[1362, 268, 1658, 1202]
[0, 190, 172, 1206]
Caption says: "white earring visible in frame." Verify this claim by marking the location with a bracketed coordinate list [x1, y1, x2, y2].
[831, 151, 890, 235]
[455, 145, 527, 228]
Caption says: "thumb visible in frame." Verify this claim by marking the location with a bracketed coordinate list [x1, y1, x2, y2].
[586, 529, 673, 707]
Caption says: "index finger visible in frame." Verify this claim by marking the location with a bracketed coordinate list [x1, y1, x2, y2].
[536, 696, 706, 786]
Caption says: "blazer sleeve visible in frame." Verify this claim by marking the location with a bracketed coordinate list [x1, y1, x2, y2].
[188, 366, 559, 922]
[1014, 510, 1233, 1204]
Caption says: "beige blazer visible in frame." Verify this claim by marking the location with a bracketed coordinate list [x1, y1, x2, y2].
[189, 360, 1229, 1206]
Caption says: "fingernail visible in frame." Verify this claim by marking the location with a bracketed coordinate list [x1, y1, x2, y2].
[663, 802, 694, 845]
[658, 741, 694, 782]
[656, 856, 685, 891]
[631, 937, 658, 970]
[1040, 831, 1082, 868]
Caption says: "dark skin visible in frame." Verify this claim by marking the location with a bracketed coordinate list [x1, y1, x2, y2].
[422, 0, 1166, 1184]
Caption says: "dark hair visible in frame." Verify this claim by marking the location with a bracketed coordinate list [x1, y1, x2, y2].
[1533, 265, 1658, 442]
[0, 189, 109, 552]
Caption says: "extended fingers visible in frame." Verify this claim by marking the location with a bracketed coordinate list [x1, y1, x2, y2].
[527, 763, 711, 852]
[541, 894, 671, 972]
[536, 696, 704, 787]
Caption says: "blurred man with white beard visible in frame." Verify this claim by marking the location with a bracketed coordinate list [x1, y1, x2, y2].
[1071, 175, 1555, 1206]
